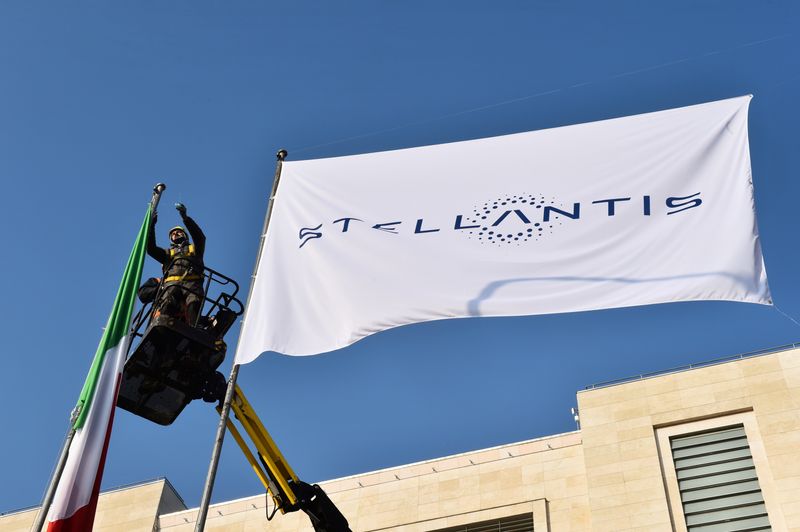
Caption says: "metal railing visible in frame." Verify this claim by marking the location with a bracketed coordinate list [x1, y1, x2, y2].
[584, 342, 800, 390]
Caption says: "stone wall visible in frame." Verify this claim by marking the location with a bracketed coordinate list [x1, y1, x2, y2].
[0, 478, 185, 532]
[7, 347, 798, 532]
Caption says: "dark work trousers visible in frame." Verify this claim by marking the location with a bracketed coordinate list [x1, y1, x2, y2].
[156, 281, 204, 325]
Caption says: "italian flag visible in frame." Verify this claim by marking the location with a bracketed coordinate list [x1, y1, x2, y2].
[46, 205, 153, 531]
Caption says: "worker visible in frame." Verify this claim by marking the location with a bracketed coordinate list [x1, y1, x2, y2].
[147, 202, 206, 325]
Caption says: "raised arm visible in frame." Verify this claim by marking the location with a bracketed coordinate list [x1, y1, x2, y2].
[176, 203, 206, 259]
[147, 212, 168, 264]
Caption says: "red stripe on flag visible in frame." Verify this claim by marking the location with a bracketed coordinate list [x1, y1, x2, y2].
[47, 375, 122, 532]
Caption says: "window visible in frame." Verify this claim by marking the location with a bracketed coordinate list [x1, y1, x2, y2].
[428, 513, 534, 532]
[656, 412, 784, 532]
[670, 425, 770, 531]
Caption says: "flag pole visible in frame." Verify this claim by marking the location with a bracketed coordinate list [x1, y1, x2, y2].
[30, 427, 76, 532]
[195, 149, 287, 532]
[31, 183, 166, 532]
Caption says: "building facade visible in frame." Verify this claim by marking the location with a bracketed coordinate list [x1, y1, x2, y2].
[1, 478, 185, 532]
[4, 345, 799, 531]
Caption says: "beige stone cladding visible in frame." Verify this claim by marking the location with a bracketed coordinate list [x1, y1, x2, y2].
[577, 347, 800, 532]
[6, 346, 799, 532]
[158, 431, 589, 531]
[0, 478, 185, 532]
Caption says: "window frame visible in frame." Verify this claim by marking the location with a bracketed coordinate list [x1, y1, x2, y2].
[654, 411, 786, 531]
[426, 512, 534, 532]
[410, 500, 547, 532]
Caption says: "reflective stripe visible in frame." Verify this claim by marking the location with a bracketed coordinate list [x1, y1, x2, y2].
[164, 275, 202, 282]
[168, 244, 195, 258]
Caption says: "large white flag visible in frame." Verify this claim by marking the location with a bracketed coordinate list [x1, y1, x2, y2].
[236, 96, 770, 360]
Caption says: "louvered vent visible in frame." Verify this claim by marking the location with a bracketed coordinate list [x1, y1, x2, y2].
[428, 513, 533, 532]
[671, 425, 771, 531]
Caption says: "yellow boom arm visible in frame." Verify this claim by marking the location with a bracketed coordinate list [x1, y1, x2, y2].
[218, 385, 350, 531]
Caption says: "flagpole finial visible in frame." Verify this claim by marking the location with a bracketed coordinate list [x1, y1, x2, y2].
[277, 149, 288, 161]
[151, 183, 167, 212]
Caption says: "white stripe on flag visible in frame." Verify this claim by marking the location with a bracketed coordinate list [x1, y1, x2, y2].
[46, 335, 130, 526]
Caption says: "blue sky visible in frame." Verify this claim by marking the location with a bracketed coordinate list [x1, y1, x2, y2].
[2, 0, 800, 514]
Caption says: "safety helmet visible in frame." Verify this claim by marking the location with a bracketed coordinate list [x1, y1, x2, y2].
[169, 226, 188, 245]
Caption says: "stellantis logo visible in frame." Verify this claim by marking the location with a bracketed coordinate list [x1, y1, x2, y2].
[298, 224, 323, 249]
[298, 192, 702, 249]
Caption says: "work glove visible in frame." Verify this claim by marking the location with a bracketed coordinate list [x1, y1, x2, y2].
[175, 202, 187, 217]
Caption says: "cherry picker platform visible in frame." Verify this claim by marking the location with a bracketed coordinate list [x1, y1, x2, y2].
[116, 256, 351, 530]
[117, 260, 243, 425]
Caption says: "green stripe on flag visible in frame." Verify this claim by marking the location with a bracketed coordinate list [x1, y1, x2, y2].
[73, 205, 153, 429]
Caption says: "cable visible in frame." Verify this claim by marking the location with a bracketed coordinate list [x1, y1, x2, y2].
[291, 33, 794, 157]
[774, 303, 800, 329]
